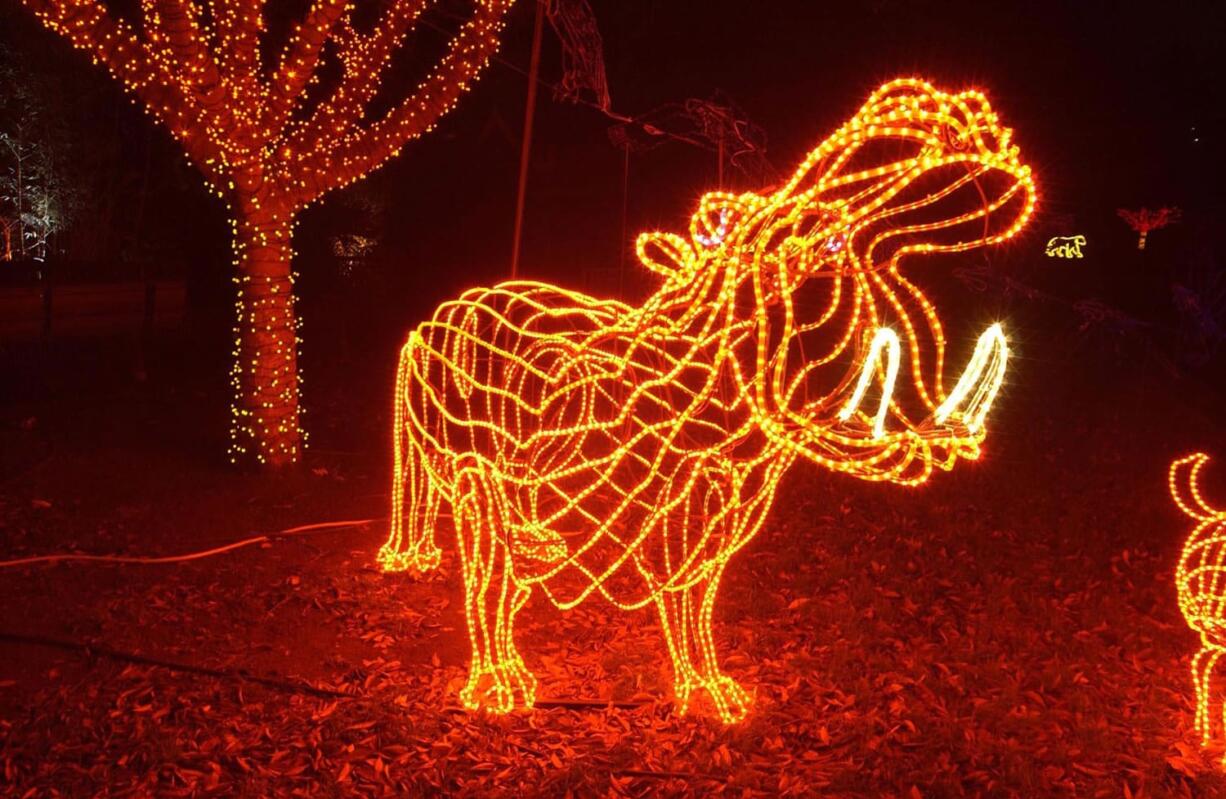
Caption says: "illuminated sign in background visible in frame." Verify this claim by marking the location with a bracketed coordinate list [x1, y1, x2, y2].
[1045, 235, 1086, 258]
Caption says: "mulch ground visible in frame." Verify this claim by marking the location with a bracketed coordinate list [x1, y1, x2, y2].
[1, 341, 1225, 797]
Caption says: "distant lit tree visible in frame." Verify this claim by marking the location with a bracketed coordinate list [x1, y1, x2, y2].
[1118, 206, 1180, 250]
[20, 0, 515, 467]
[0, 46, 78, 262]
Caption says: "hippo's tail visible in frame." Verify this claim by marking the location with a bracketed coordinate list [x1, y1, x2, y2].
[1170, 452, 1224, 523]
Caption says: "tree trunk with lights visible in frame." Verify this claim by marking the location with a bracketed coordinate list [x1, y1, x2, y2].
[21, 0, 516, 468]
[231, 208, 299, 466]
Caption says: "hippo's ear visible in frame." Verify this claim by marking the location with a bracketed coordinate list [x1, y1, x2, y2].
[688, 191, 762, 250]
[636, 232, 697, 280]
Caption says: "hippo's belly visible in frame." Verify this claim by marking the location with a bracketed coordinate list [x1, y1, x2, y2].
[406, 281, 754, 607]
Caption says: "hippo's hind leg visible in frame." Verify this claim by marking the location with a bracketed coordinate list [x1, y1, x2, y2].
[379, 346, 443, 573]
[1192, 645, 1226, 751]
[379, 433, 443, 572]
[454, 464, 537, 713]
[655, 556, 750, 723]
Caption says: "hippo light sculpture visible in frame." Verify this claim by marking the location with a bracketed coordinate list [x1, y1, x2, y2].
[379, 78, 1037, 722]
[1172, 452, 1226, 759]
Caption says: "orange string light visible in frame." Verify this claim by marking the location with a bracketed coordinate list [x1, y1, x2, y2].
[379, 78, 1038, 722]
[1172, 452, 1226, 759]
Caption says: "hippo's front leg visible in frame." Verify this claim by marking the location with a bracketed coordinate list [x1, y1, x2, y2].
[453, 464, 538, 713]
[655, 555, 750, 723]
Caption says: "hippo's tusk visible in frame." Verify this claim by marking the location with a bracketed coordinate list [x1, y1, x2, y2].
[934, 323, 1008, 432]
[837, 327, 900, 439]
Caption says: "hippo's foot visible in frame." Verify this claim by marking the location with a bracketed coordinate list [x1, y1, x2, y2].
[676, 672, 751, 724]
[377, 543, 442, 574]
[459, 660, 538, 714]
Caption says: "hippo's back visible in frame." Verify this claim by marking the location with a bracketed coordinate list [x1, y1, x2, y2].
[404, 281, 630, 466]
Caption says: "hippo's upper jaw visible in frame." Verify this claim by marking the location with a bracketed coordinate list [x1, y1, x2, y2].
[721, 79, 1036, 485]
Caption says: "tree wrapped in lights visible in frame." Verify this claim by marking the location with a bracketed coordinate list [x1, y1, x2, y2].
[20, 0, 516, 467]
[1172, 452, 1226, 761]
[1118, 206, 1180, 250]
[380, 78, 1037, 722]
[0, 45, 78, 262]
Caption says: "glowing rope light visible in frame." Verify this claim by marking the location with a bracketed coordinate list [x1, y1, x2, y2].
[1173, 452, 1226, 758]
[695, 208, 730, 248]
[380, 78, 1037, 722]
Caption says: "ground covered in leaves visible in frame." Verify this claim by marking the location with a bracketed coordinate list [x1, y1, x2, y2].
[1, 336, 1225, 797]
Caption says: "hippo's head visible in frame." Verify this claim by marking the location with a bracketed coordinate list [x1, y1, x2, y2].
[639, 78, 1037, 484]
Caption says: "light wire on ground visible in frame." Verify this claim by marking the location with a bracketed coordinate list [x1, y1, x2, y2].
[0, 518, 378, 569]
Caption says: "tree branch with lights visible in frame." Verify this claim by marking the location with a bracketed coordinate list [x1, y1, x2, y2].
[20, 0, 516, 467]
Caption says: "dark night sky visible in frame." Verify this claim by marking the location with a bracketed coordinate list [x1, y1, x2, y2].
[2, 0, 1223, 316]
[371, 0, 1226, 297]
[398, 0, 1226, 308]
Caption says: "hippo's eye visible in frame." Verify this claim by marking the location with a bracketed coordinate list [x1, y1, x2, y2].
[978, 126, 1001, 154]
[695, 208, 731, 248]
[940, 123, 969, 152]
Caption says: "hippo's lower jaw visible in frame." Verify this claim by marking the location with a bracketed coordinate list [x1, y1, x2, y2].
[836, 322, 1009, 446]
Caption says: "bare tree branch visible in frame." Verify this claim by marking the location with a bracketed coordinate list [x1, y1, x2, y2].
[23, 0, 172, 103]
[207, 0, 266, 107]
[266, 0, 351, 135]
[18, 0, 230, 174]
[279, 0, 433, 164]
[286, 0, 512, 207]
[148, 0, 223, 98]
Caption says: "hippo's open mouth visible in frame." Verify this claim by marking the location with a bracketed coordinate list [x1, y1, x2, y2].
[834, 322, 1008, 448]
[844, 155, 1034, 274]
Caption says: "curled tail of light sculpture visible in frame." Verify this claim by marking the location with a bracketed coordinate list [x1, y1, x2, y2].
[1172, 452, 1226, 754]
[1171, 453, 1223, 523]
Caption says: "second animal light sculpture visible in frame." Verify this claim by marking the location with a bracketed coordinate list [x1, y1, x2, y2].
[1173, 452, 1226, 760]
[380, 78, 1037, 722]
